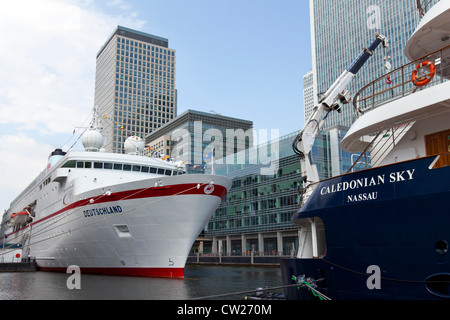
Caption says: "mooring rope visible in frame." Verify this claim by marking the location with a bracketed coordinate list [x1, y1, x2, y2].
[191, 280, 331, 301]
[190, 283, 300, 300]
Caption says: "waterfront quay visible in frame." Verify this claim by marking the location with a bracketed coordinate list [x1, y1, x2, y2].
[188, 236, 297, 266]
[0, 261, 38, 273]
[187, 252, 290, 267]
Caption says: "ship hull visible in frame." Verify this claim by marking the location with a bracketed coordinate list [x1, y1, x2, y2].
[281, 156, 450, 299]
[8, 174, 230, 278]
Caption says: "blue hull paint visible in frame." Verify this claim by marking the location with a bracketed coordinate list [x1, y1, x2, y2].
[281, 156, 450, 300]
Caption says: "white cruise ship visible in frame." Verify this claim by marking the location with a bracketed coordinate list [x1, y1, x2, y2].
[0, 114, 231, 278]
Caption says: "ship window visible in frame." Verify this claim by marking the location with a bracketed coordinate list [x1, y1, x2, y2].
[123, 164, 132, 171]
[150, 167, 157, 174]
[104, 163, 113, 170]
[94, 162, 103, 169]
[114, 163, 123, 170]
[62, 160, 76, 168]
[85, 162, 92, 168]
[157, 168, 165, 175]
[141, 166, 149, 173]
[165, 170, 172, 176]
[76, 161, 84, 168]
[114, 225, 132, 238]
[132, 165, 141, 172]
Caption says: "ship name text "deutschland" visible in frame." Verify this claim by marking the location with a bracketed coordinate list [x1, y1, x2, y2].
[83, 206, 123, 218]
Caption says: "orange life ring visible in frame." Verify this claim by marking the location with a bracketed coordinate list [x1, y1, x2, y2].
[411, 60, 435, 86]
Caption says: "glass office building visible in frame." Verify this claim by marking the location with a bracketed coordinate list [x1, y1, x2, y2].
[203, 130, 339, 256]
[310, 0, 419, 129]
[145, 109, 253, 173]
[95, 26, 177, 153]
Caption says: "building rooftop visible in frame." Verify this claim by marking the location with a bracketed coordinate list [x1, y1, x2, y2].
[145, 109, 253, 142]
[97, 25, 169, 58]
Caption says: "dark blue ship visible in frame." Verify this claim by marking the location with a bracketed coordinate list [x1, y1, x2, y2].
[282, 1, 450, 300]
[281, 155, 450, 299]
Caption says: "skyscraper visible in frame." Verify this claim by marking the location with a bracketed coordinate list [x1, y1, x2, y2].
[95, 26, 176, 153]
[302, 69, 314, 123]
[309, 0, 419, 129]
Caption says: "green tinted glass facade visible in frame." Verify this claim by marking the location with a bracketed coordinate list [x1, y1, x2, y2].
[203, 131, 332, 254]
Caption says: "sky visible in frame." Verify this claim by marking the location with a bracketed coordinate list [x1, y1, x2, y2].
[0, 0, 312, 212]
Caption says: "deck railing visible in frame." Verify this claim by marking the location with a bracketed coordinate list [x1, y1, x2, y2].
[353, 44, 450, 117]
[417, 0, 440, 19]
[347, 122, 414, 173]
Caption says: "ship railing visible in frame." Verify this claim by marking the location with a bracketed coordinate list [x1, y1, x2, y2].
[349, 133, 450, 175]
[417, 0, 440, 20]
[353, 43, 450, 117]
[347, 122, 414, 173]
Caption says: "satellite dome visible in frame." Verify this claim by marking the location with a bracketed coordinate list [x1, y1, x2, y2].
[82, 129, 104, 152]
[124, 136, 145, 155]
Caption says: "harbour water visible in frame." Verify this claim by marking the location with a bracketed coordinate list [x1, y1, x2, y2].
[0, 264, 283, 300]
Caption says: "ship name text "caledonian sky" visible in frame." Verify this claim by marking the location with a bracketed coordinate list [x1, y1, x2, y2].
[320, 169, 416, 196]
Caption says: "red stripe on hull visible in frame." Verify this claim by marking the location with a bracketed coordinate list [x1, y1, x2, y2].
[8, 182, 227, 237]
[39, 266, 184, 278]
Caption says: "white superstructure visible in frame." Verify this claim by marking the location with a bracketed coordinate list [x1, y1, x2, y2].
[1, 119, 231, 278]
[342, 0, 450, 168]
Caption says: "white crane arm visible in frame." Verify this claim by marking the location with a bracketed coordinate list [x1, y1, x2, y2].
[294, 34, 387, 207]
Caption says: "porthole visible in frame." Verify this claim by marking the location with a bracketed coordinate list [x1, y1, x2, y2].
[435, 240, 448, 255]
